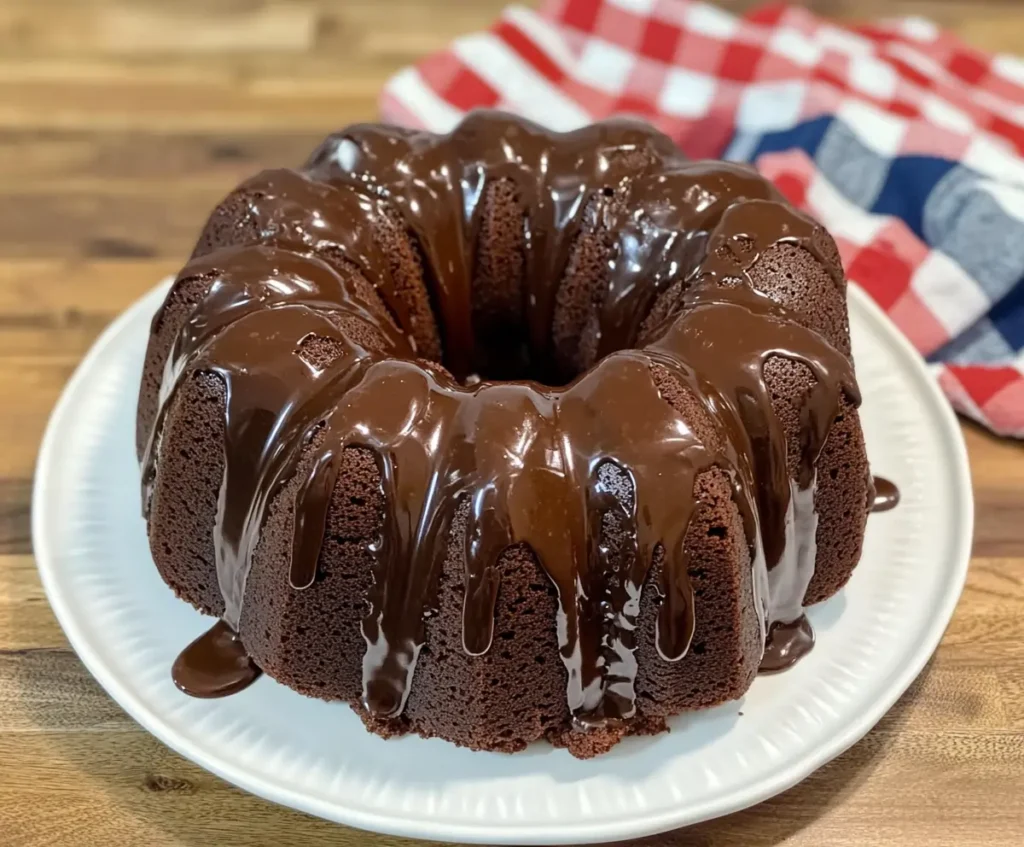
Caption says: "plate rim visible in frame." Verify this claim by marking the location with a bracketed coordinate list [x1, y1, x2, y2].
[31, 280, 974, 845]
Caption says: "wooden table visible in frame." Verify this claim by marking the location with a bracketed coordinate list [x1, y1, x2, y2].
[1, 1, 1022, 844]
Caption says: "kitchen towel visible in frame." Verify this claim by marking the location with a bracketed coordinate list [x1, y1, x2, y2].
[382, 0, 1024, 437]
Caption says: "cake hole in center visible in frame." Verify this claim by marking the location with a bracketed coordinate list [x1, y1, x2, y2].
[459, 325, 550, 385]
[458, 305, 625, 387]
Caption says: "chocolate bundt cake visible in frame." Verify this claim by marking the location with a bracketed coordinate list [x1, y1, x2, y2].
[138, 110, 883, 758]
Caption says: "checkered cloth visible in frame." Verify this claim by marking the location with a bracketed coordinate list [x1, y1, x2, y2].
[381, 0, 1024, 437]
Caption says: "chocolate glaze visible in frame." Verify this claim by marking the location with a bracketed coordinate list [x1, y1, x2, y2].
[870, 476, 900, 513]
[759, 615, 815, 674]
[172, 620, 261, 697]
[149, 112, 868, 726]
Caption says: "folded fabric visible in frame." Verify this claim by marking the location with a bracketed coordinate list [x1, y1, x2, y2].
[381, 0, 1024, 437]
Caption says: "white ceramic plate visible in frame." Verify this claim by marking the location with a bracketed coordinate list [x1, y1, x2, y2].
[33, 280, 972, 844]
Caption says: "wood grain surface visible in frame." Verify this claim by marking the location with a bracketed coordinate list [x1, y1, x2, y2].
[1, 1, 1023, 845]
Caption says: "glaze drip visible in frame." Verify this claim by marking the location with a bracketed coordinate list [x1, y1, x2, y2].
[147, 112, 870, 726]
[171, 620, 262, 698]
[870, 476, 900, 513]
[760, 615, 815, 674]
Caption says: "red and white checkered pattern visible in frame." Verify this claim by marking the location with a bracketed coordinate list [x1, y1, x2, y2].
[382, 0, 1024, 437]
